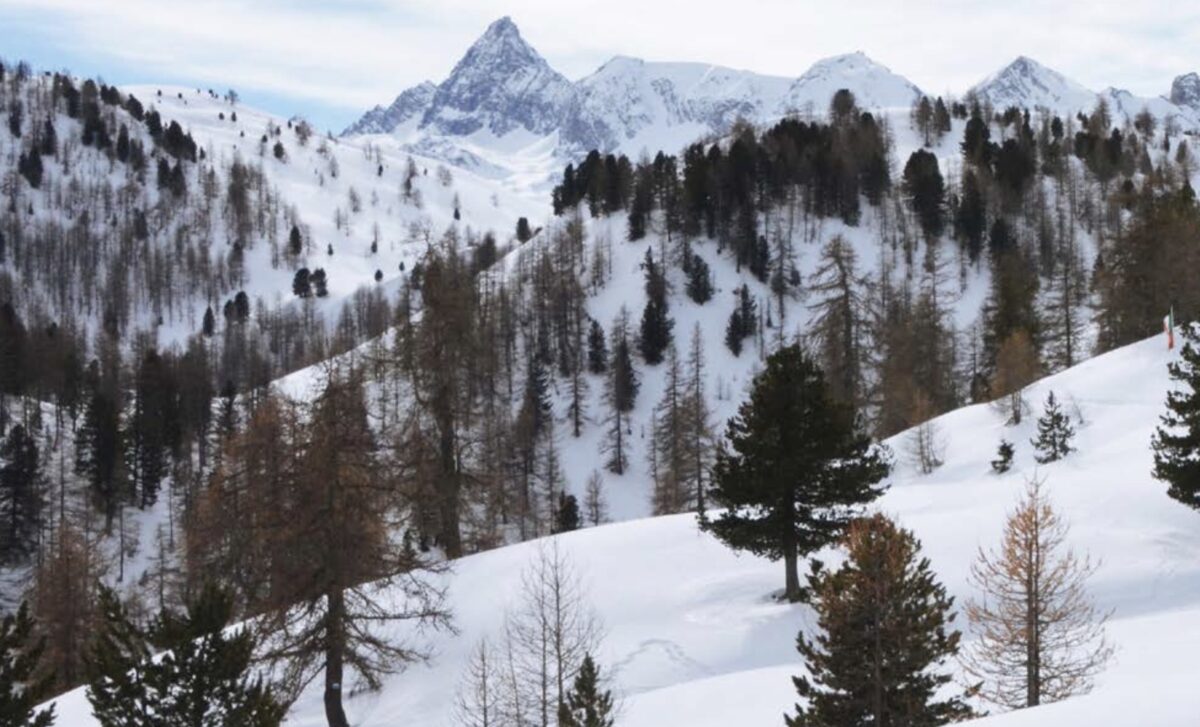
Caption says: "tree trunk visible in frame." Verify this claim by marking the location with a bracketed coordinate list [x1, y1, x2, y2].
[324, 588, 350, 727]
[783, 543, 801, 602]
[438, 423, 463, 559]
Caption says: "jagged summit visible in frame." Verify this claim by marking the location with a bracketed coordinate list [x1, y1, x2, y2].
[421, 16, 575, 137]
[969, 55, 1096, 113]
[1171, 72, 1200, 111]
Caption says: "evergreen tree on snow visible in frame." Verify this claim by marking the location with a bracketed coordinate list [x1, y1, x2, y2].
[787, 515, 974, 727]
[991, 439, 1015, 474]
[1032, 391, 1075, 463]
[1153, 323, 1200, 510]
[0, 602, 55, 726]
[556, 655, 614, 727]
[704, 345, 890, 601]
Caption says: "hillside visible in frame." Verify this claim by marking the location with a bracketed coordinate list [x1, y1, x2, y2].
[47, 334, 1200, 725]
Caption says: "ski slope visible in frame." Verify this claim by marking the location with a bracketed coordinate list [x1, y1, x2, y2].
[48, 334, 1200, 725]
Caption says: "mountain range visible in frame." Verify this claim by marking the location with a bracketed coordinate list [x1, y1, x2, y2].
[343, 17, 1200, 185]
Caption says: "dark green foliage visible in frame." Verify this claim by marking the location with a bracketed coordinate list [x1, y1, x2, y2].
[587, 319, 608, 375]
[288, 225, 303, 257]
[202, 306, 215, 337]
[16, 152, 42, 189]
[7, 101, 21, 138]
[683, 249, 713, 304]
[555, 493, 581, 533]
[0, 603, 55, 727]
[638, 249, 673, 365]
[292, 268, 312, 298]
[76, 375, 123, 530]
[311, 268, 328, 298]
[0, 304, 24, 396]
[0, 424, 41, 561]
[991, 440, 1014, 474]
[87, 584, 285, 727]
[516, 217, 533, 243]
[724, 285, 756, 357]
[902, 149, 945, 238]
[1153, 324, 1200, 510]
[955, 170, 986, 263]
[556, 655, 614, 727]
[272, 140, 285, 161]
[704, 345, 890, 601]
[128, 350, 179, 508]
[1096, 186, 1200, 350]
[39, 118, 56, 157]
[961, 113, 993, 168]
[1032, 391, 1075, 464]
[609, 324, 639, 415]
[787, 515, 974, 727]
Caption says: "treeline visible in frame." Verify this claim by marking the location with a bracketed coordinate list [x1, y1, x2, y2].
[551, 88, 1199, 439]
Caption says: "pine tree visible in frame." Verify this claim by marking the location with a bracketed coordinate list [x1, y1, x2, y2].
[288, 225, 303, 257]
[1032, 391, 1075, 463]
[638, 249, 673, 365]
[991, 439, 1015, 474]
[292, 268, 312, 298]
[556, 655, 615, 727]
[704, 345, 890, 601]
[201, 306, 215, 337]
[902, 149, 946, 239]
[724, 284, 756, 357]
[86, 584, 285, 726]
[516, 217, 533, 243]
[555, 493, 581, 534]
[684, 249, 713, 304]
[0, 603, 55, 727]
[0, 424, 41, 561]
[1152, 323, 1200, 510]
[787, 515, 974, 727]
[586, 319, 608, 375]
[603, 310, 639, 475]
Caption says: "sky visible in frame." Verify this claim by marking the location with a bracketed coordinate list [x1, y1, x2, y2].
[1, 0, 1198, 133]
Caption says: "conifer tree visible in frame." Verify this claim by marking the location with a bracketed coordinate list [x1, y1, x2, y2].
[787, 515, 974, 727]
[638, 249, 673, 365]
[86, 583, 285, 726]
[704, 345, 890, 601]
[684, 249, 713, 304]
[991, 440, 1015, 474]
[1032, 391, 1075, 463]
[962, 477, 1112, 709]
[555, 493, 581, 534]
[556, 655, 615, 727]
[292, 268, 312, 298]
[0, 603, 55, 727]
[1152, 323, 1200, 510]
[0, 424, 41, 561]
[603, 310, 639, 475]
[808, 236, 867, 411]
[288, 225, 303, 257]
[902, 149, 946, 239]
[586, 319, 608, 375]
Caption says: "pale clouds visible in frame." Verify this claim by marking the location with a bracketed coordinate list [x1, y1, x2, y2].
[1, 0, 1197, 128]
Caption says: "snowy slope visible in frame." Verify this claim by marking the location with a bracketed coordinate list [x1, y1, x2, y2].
[122, 84, 542, 344]
[48, 334, 1200, 725]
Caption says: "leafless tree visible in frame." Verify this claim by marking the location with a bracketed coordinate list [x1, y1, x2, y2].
[961, 475, 1113, 709]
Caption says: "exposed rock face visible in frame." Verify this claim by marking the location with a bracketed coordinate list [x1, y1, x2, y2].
[1171, 72, 1200, 111]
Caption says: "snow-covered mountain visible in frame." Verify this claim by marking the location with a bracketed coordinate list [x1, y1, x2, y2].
[342, 18, 924, 189]
[969, 56, 1098, 114]
[1170, 72, 1200, 112]
[781, 51, 922, 113]
[969, 55, 1200, 131]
